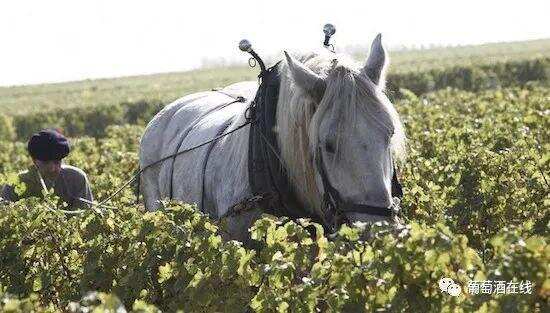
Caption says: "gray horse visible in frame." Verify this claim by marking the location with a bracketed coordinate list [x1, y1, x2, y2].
[139, 34, 406, 241]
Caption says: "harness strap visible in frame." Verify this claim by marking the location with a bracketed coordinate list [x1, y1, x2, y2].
[248, 62, 310, 219]
[315, 146, 396, 218]
[200, 117, 235, 216]
[211, 88, 247, 103]
[97, 99, 252, 209]
[168, 95, 246, 199]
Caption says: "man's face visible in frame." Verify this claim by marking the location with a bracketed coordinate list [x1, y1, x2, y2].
[33, 159, 62, 179]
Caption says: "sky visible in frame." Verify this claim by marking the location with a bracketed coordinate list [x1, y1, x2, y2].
[0, 0, 549, 86]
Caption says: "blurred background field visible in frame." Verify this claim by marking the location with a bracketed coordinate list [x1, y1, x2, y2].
[1, 39, 549, 117]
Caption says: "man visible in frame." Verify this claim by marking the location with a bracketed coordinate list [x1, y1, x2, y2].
[0, 129, 93, 209]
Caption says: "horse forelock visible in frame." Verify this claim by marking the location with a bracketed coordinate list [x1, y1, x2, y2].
[276, 51, 407, 215]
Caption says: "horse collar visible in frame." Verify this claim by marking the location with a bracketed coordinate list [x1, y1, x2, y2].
[247, 62, 311, 219]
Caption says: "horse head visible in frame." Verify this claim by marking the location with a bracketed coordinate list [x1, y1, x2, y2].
[279, 34, 406, 225]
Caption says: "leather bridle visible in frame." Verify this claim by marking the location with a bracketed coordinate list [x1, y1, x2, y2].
[315, 146, 403, 227]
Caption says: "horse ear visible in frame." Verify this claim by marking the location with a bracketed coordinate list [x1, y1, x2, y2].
[362, 33, 387, 88]
[284, 51, 326, 103]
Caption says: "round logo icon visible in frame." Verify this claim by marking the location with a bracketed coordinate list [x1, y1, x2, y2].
[439, 277, 461, 296]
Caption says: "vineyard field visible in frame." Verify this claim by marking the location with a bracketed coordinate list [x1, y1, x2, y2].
[0, 39, 549, 312]
[1, 39, 549, 116]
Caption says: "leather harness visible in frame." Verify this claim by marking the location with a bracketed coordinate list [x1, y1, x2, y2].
[246, 63, 311, 219]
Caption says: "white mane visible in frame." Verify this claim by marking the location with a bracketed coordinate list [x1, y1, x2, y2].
[276, 51, 406, 215]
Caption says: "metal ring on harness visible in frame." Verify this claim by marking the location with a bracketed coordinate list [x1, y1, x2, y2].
[244, 101, 257, 121]
[239, 39, 267, 75]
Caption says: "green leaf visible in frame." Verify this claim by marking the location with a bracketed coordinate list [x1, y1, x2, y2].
[32, 276, 42, 291]
[158, 262, 173, 284]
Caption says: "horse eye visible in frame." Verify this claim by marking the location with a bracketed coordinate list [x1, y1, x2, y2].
[325, 141, 336, 153]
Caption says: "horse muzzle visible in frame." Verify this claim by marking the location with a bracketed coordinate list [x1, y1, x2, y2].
[341, 197, 401, 224]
